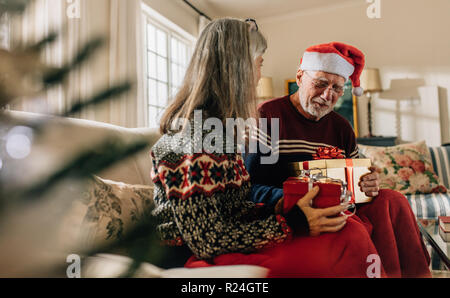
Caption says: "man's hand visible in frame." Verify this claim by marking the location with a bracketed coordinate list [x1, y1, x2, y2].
[296, 186, 349, 237]
[359, 166, 380, 198]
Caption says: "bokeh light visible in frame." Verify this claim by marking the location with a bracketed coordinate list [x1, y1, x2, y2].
[5, 126, 33, 160]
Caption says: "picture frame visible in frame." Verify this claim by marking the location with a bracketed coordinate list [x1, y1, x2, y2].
[285, 79, 298, 97]
[285, 79, 359, 137]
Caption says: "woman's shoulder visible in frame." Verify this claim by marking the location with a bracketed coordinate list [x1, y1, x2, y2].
[151, 124, 247, 166]
[151, 132, 188, 164]
[151, 131, 225, 164]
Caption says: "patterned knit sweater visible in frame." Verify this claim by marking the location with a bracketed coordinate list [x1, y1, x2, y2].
[150, 130, 305, 260]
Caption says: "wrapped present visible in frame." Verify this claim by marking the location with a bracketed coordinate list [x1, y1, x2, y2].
[288, 159, 373, 204]
[283, 177, 353, 214]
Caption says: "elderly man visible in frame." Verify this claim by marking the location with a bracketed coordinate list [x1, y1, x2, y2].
[245, 42, 431, 278]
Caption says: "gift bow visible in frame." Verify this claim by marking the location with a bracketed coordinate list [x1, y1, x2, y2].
[302, 158, 356, 204]
[313, 146, 345, 160]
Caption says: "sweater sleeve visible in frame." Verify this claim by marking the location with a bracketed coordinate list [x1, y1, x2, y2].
[245, 153, 284, 207]
[153, 152, 293, 260]
[245, 104, 284, 208]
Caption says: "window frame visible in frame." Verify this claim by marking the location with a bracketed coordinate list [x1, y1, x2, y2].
[141, 3, 196, 128]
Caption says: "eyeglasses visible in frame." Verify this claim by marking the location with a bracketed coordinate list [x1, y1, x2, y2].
[245, 18, 259, 32]
[303, 71, 345, 95]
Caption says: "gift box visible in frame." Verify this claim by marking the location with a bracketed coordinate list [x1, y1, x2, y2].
[283, 177, 351, 214]
[288, 159, 373, 205]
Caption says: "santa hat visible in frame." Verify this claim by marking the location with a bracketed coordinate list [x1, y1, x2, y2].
[300, 42, 365, 96]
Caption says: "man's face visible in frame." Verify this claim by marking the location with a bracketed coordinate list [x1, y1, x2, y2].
[296, 70, 346, 121]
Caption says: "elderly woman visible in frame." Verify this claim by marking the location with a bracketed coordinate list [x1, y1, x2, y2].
[150, 18, 382, 277]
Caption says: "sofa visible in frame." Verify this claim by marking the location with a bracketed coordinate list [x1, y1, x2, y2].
[2, 111, 448, 277]
[406, 146, 450, 219]
[357, 141, 450, 220]
[0, 110, 268, 278]
[357, 141, 450, 272]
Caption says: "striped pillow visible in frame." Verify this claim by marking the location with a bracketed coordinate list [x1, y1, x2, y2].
[429, 146, 450, 190]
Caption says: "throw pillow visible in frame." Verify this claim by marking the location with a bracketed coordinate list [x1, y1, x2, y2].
[358, 141, 447, 195]
[59, 176, 154, 253]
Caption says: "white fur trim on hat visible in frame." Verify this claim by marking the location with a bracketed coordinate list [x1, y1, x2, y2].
[353, 87, 364, 96]
[300, 52, 355, 80]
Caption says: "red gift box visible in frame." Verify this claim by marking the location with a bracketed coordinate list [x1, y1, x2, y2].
[283, 177, 349, 214]
[289, 159, 373, 205]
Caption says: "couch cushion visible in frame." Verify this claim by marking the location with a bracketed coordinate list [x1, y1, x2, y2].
[429, 146, 450, 189]
[59, 176, 154, 253]
[406, 192, 450, 219]
[359, 141, 447, 195]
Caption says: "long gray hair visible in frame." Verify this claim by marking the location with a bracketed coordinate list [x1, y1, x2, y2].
[159, 18, 267, 134]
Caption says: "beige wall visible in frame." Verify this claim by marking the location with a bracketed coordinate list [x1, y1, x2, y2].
[258, 0, 450, 145]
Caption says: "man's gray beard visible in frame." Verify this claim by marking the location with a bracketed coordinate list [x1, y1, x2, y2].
[300, 97, 333, 121]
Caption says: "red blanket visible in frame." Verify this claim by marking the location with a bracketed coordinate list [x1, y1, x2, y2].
[185, 190, 431, 278]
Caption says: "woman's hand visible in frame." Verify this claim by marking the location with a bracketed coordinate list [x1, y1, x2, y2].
[274, 197, 284, 215]
[296, 186, 349, 236]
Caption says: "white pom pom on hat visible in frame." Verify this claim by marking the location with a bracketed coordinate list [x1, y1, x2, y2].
[353, 86, 364, 96]
[299, 42, 365, 96]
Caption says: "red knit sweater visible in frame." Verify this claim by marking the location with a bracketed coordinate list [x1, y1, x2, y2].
[245, 95, 359, 206]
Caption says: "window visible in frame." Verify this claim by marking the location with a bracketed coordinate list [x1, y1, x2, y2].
[143, 5, 195, 128]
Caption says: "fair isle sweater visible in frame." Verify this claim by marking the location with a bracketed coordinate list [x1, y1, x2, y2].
[150, 130, 307, 260]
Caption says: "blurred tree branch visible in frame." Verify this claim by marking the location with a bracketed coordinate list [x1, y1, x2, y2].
[0, 0, 163, 277]
[0, 0, 31, 16]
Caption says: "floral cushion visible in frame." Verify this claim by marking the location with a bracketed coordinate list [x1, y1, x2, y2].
[60, 176, 154, 252]
[358, 141, 447, 195]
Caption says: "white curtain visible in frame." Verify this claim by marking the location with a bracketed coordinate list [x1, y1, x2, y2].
[9, 0, 65, 114]
[109, 0, 145, 128]
[9, 0, 146, 128]
[0, 14, 10, 49]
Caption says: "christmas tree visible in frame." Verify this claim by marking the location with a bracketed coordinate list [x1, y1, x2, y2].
[0, 0, 163, 277]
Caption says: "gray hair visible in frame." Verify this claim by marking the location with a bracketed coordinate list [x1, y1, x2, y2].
[249, 27, 267, 59]
[160, 18, 265, 134]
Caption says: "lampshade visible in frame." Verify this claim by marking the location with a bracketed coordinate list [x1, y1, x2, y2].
[378, 79, 422, 100]
[360, 68, 382, 93]
[257, 77, 274, 99]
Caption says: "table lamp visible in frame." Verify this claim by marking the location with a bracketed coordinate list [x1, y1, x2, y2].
[360, 68, 382, 137]
[378, 79, 423, 142]
[257, 77, 274, 101]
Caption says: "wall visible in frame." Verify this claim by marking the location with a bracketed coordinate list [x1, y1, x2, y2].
[258, 0, 450, 145]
